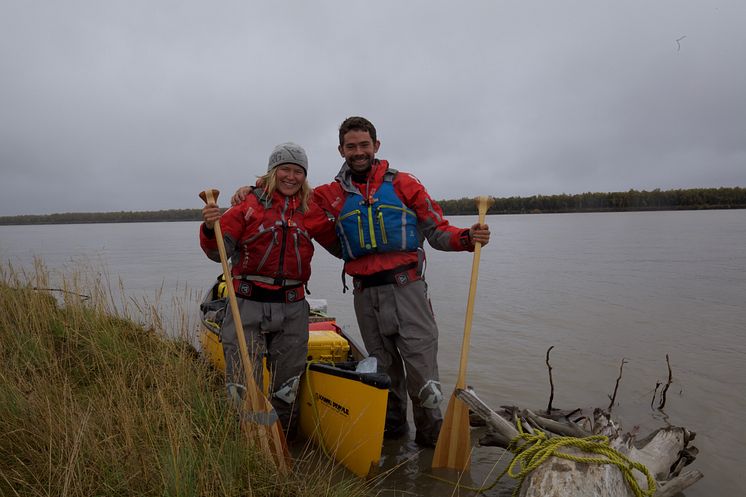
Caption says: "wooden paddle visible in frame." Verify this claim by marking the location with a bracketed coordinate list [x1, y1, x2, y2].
[431, 195, 491, 471]
[199, 189, 291, 472]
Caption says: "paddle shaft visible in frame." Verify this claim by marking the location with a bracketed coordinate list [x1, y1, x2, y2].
[455, 197, 489, 387]
[200, 189, 289, 472]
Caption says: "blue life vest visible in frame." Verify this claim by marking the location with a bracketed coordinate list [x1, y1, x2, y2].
[336, 176, 419, 261]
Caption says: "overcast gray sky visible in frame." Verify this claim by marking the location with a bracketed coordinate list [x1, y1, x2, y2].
[1, 1, 744, 216]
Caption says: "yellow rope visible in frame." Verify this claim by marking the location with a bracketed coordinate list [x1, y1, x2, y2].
[506, 419, 656, 497]
[428, 418, 657, 497]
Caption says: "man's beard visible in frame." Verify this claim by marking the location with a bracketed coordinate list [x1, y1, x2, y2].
[348, 155, 373, 174]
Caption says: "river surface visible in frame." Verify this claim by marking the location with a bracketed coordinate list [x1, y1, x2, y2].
[1, 210, 744, 496]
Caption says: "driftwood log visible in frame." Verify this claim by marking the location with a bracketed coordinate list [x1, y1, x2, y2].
[458, 387, 703, 497]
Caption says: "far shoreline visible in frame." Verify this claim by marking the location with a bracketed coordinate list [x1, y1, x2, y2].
[1, 186, 744, 226]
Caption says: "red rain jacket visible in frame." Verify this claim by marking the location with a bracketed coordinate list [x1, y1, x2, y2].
[200, 189, 336, 289]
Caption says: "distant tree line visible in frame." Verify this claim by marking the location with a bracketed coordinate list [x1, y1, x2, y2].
[0, 187, 743, 225]
[0, 209, 203, 225]
[439, 187, 746, 215]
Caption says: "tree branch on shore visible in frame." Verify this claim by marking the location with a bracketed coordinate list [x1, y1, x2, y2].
[608, 358, 627, 411]
[545, 346, 555, 413]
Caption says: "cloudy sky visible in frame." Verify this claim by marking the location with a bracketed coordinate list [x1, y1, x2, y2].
[1, 1, 744, 216]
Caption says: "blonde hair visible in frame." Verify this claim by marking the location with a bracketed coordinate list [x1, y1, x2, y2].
[259, 168, 311, 211]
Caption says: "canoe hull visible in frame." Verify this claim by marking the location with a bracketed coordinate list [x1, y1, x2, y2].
[299, 362, 388, 478]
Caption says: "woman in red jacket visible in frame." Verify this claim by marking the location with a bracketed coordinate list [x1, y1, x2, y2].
[200, 142, 336, 438]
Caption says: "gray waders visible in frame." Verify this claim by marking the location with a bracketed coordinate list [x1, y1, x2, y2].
[221, 298, 309, 438]
[353, 279, 443, 447]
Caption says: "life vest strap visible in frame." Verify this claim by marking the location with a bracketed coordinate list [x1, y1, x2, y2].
[235, 280, 305, 303]
[352, 262, 420, 291]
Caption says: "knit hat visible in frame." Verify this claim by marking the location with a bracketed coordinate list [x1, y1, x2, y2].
[267, 142, 308, 174]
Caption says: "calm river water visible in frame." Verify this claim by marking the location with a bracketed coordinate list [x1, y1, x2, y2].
[1, 210, 744, 496]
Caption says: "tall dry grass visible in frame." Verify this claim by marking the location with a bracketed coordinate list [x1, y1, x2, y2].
[0, 261, 366, 497]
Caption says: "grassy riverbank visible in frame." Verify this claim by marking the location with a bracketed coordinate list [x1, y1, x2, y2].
[0, 263, 366, 497]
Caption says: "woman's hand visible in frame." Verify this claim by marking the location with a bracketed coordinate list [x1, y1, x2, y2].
[202, 203, 221, 229]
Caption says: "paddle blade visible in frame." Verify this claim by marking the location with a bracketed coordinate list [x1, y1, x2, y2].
[269, 422, 292, 472]
[431, 392, 471, 471]
[240, 423, 292, 472]
[238, 377, 292, 472]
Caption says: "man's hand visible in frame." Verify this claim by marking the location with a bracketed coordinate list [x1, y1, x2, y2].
[231, 185, 255, 206]
[202, 203, 221, 229]
[469, 223, 490, 247]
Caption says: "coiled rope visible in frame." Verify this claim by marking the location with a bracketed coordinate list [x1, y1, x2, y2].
[505, 419, 656, 497]
[430, 418, 657, 497]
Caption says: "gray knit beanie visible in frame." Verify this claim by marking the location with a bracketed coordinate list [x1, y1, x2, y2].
[267, 142, 308, 174]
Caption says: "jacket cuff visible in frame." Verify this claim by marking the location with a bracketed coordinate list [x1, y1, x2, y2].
[202, 223, 216, 238]
[458, 229, 473, 250]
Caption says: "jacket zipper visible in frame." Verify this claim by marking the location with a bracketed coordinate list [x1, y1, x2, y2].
[293, 232, 302, 276]
[377, 210, 387, 245]
[379, 205, 415, 249]
[339, 209, 365, 247]
[256, 230, 277, 272]
[276, 197, 290, 282]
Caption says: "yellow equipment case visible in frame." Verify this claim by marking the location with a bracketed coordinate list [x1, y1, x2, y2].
[307, 326, 350, 362]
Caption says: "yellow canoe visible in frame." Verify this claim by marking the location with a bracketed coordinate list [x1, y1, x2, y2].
[199, 279, 388, 478]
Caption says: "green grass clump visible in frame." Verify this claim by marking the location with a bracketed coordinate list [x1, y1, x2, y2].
[0, 262, 366, 497]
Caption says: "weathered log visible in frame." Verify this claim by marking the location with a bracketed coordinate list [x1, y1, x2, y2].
[456, 387, 518, 443]
[522, 408, 591, 438]
[655, 470, 704, 497]
[455, 387, 703, 497]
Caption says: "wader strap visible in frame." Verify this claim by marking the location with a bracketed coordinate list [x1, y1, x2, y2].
[235, 281, 305, 303]
[352, 262, 420, 291]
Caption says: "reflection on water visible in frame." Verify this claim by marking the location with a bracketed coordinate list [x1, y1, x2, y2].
[1, 210, 744, 496]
